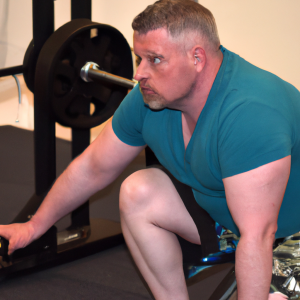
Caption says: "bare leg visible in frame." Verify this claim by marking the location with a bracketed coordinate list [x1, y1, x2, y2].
[119, 168, 201, 300]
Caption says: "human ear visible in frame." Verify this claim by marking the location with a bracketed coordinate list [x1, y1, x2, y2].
[192, 47, 206, 70]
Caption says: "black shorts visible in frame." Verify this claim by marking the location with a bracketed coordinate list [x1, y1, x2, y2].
[149, 165, 220, 265]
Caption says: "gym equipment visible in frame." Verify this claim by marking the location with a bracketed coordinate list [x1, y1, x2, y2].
[272, 233, 300, 297]
[80, 62, 136, 89]
[0, 0, 133, 279]
[0, 1, 238, 298]
[0, 237, 8, 257]
[37, 18, 133, 129]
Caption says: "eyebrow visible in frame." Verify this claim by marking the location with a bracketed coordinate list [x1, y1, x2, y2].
[147, 51, 164, 58]
[134, 51, 164, 58]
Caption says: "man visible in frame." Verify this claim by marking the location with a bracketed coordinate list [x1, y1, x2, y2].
[0, 0, 299, 299]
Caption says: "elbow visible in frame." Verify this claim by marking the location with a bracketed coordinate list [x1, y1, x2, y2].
[239, 222, 277, 248]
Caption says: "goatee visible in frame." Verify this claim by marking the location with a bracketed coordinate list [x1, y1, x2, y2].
[142, 93, 166, 110]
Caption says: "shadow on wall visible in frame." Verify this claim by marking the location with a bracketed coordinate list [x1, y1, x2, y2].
[0, 0, 9, 68]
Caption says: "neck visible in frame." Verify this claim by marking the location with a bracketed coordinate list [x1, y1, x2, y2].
[182, 49, 223, 124]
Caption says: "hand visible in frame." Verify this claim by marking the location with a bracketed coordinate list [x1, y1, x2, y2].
[0, 222, 35, 255]
[268, 292, 288, 300]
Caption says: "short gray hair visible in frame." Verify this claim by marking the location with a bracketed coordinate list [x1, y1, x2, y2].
[132, 0, 220, 50]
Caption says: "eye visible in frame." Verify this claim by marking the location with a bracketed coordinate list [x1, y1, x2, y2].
[148, 56, 161, 65]
[153, 57, 161, 64]
[136, 56, 141, 67]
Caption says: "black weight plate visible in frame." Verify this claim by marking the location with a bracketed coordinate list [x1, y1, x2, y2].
[34, 19, 133, 129]
[23, 40, 36, 93]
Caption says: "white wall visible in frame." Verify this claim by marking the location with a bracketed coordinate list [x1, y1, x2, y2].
[0, 0, 32, 68]
[0, 0, 299, 140]
[202, 0, 300, 90]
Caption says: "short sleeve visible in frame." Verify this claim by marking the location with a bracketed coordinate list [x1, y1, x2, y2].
[218, 99, 293, 178]
[112, 84, 147, 146]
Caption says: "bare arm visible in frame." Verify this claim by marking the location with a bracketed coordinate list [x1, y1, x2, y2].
[0, 119, 145, 254]
[223, 156, 291, 300]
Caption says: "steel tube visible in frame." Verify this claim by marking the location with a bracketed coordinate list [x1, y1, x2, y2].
[0, 65, 23, 78]
[71, 0, 92, 19]
[81, 62, 136, 90]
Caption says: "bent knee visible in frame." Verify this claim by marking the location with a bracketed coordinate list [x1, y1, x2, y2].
[119, 168, 164, 215]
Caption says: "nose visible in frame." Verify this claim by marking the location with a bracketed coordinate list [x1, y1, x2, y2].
[134, 61, 148, 82]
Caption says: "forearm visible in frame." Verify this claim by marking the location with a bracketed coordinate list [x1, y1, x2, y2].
[235, 235, 274, 300]
[0, 121, 144, 254]
[28, 155, 118, 240]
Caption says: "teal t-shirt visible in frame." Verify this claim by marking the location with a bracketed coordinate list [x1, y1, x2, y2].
[112, 46, 300, 238]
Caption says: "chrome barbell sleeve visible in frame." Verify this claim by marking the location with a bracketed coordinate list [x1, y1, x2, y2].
[80, 61, 137, 90]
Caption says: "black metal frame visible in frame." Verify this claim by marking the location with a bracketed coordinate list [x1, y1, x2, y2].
[0, 1, 94, 226]
[9, 0, 93, 228]
[0, 0, 124, 278]
[69, 0, 92, 228]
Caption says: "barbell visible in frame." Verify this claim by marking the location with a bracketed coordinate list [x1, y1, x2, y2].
[80, 61, 137, 90]
[26, 19, 135, 129]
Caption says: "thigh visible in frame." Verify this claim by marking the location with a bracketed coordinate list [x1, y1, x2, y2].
[150, 165, 219, 262]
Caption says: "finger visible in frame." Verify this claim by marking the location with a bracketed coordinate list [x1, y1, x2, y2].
[7, 244, 15, 255]
[0, 226, 12, 241]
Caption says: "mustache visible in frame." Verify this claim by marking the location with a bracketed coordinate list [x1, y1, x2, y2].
[139, 79, 152, 89]
[141, 86, 152, 90]
[140, 83, 155, 93]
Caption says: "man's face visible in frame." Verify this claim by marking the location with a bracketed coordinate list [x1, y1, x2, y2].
[133, 28, 196, 110]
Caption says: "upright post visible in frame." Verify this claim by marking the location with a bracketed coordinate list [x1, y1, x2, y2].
[71, 0, 92, 20]
[70, 0, 92, 227]
[33, 0, 56, 197]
